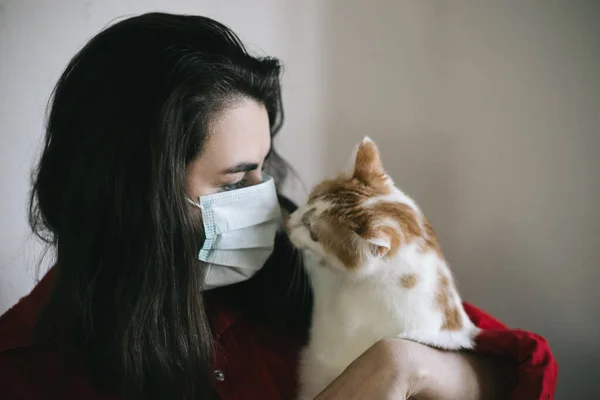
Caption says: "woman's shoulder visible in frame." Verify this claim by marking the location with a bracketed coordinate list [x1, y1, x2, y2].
[0, 346, 116, 400]
[0, 268, 117, 400]
[0, 269, 55, 356]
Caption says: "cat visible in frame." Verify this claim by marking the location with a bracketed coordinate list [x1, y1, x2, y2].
[286, 137, 480, 400]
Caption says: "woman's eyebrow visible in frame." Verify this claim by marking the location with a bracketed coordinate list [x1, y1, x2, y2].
[222, 162, 259, 174]
[221, 148, 271, 174]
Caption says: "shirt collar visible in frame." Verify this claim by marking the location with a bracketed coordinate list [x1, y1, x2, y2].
[203, 290, 242, 338]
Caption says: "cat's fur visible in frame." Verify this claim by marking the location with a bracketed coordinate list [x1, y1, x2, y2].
[287, 137, 480, 400]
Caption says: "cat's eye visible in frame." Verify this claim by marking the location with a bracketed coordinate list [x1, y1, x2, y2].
[301, 209, 316, 226]
[301, 208, 319, 242]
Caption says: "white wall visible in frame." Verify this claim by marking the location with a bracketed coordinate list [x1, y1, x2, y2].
[0, 0, 326, 308]
[1, 1, 598, 398]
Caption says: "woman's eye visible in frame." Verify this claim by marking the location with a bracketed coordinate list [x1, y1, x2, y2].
[220, 179, 247, 192]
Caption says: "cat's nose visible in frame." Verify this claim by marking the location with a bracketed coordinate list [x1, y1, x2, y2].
[283, 212, 303, 233]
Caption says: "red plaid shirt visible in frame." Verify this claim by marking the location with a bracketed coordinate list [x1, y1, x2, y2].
[0, 268, 557, 399]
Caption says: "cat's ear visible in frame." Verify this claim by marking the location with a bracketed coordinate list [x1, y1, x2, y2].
[364, 236, 391, 258]
[351, 137, 393, 190]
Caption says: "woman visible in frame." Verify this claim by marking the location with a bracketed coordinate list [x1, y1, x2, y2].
[0, 13, 556, 400]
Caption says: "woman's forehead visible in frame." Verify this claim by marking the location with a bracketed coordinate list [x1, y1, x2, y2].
[201, 98, 271, 170]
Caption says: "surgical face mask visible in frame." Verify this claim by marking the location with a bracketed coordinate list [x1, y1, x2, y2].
[188, 175, 281, 290]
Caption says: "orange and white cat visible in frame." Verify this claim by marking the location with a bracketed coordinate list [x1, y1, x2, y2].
[287, 137, 480, 400]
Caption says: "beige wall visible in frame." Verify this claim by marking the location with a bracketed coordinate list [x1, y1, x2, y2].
[307, 3, 600, 397]
[307, 1, 600, 397]
[1, 1, 597, 398]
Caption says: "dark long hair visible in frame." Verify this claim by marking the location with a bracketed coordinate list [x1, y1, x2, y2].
[29, 13, 310, 400]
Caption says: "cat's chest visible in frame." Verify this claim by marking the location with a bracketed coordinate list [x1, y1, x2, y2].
[302, 253, 441, 362]
[306, 262, 403, 333]
[311, 277, 399, 330]
[306, 274, 402, 367]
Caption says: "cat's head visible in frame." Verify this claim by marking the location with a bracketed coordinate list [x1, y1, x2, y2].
[287, 137, 440, 277]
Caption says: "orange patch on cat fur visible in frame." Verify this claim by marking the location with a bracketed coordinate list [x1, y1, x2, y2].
[305, 137, 444, 269]
[373, 226, 401, 257]
[436, 270, 462, 331]
[421, 219, 444, 259]
[308, 185, 424, 268]
[314, 215, 362, 269]
[307, 177, 394, 269]
[373, 203, 421, 242]
[442, 308, 462, 331]
[400, 273, 418, 288]
[355, 204, 419, 259]
[314, 202, 421, 268]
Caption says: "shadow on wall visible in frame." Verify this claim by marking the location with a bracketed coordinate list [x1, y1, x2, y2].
[320, 1, 600, 398]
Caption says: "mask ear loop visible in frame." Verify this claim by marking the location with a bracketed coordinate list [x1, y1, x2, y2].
[186, 197, 201, 208]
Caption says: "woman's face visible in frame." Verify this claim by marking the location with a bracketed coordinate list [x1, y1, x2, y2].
[185, 98, 271, 199]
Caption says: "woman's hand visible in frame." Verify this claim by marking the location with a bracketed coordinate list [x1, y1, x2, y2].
[314, 338, 512, 400]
